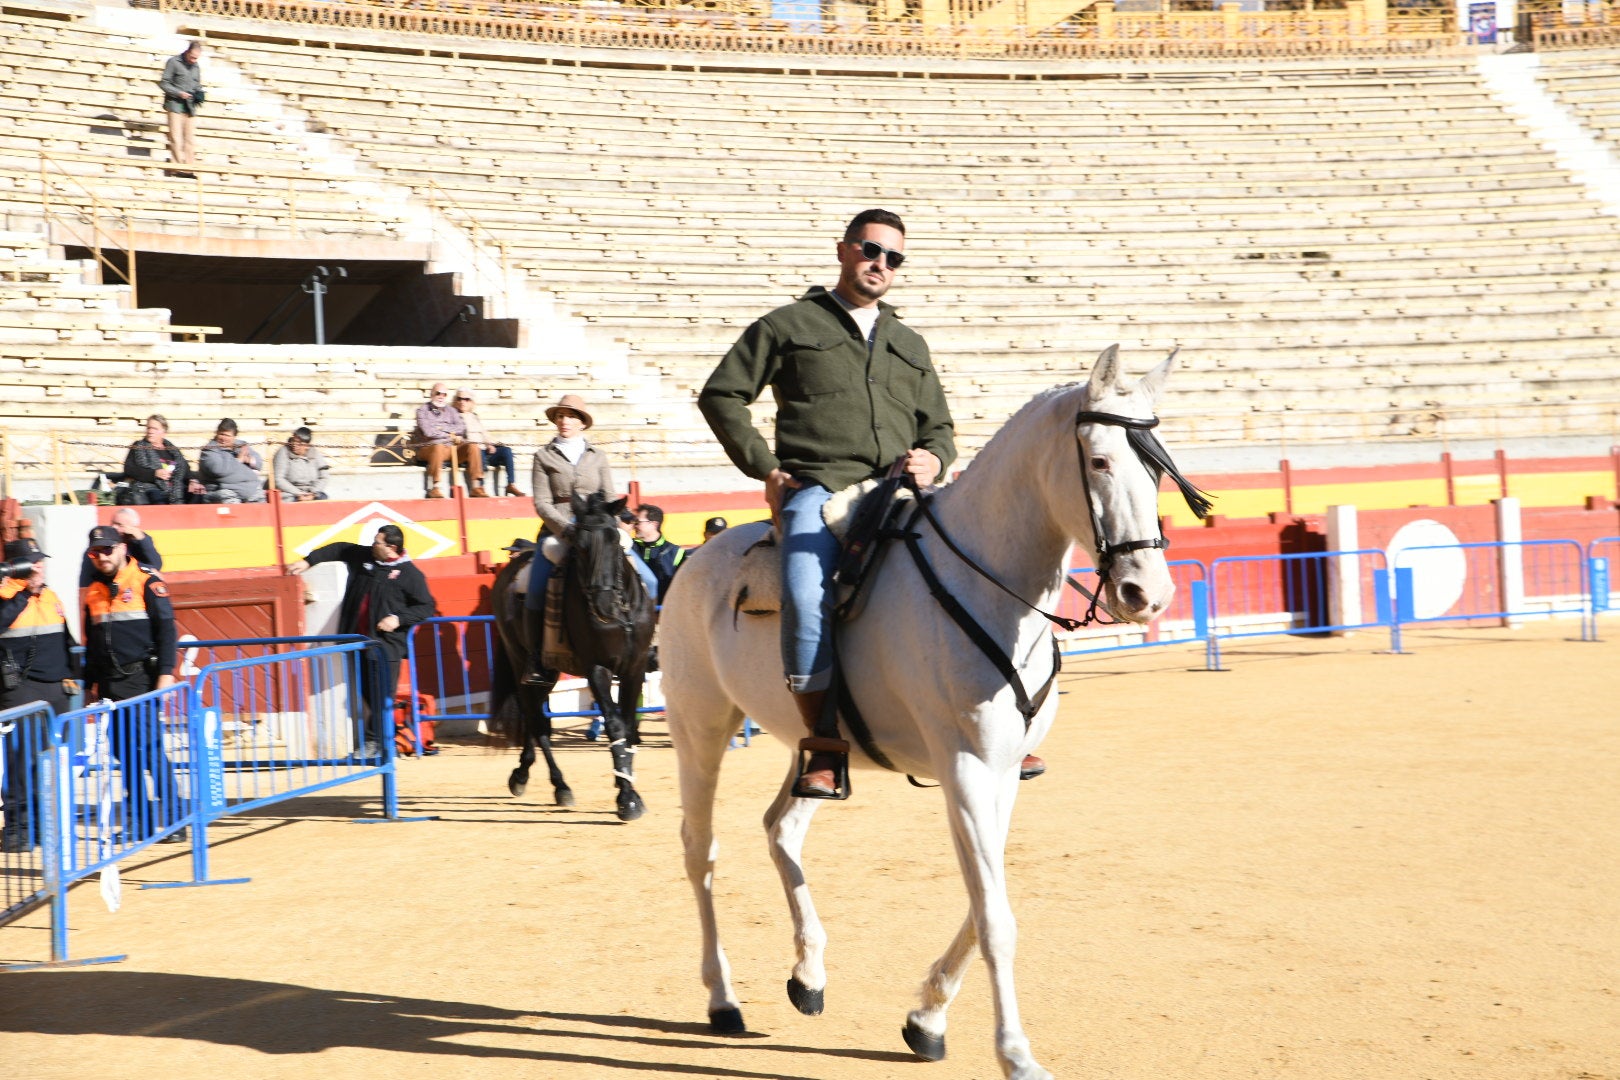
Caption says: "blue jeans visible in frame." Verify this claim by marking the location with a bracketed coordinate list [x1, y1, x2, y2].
[780, 483, 839, 693]
[483, 445, 516, 490]
[525, 536, 657, 610]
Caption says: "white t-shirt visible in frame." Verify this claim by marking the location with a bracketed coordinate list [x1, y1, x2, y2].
[829, 288, 880, 346]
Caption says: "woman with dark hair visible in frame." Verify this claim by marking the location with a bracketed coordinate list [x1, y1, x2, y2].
[120, 415, 191, 505]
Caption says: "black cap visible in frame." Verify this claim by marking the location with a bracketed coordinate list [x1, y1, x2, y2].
[703, 517, 728, 534]
[375, 524, 406, 551]
[87, 525, 125, 548]
[2, 539, 44, 564]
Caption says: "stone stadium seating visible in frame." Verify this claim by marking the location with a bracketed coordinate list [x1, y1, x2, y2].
[0, 0, 1615, 496]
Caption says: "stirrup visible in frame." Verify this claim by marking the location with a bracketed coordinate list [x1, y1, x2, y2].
[794, 737, 851, 801]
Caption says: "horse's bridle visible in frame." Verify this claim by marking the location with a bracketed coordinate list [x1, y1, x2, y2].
[1068, 408, 1212, 625]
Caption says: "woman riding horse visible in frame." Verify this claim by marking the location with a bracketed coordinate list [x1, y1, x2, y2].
[523, 394, 655, 683]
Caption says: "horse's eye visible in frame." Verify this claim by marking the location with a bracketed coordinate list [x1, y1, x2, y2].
[1089, 456, 1110, 472]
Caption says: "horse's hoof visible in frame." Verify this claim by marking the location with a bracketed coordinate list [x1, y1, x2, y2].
[554, 787, 575, 807]
[786, 977, 824, 1016]
[708, 1007, 746, 1035]
[902, 1019, 946, 1061]
[616, 795, 646, 822]
[508, 773, 528, 797]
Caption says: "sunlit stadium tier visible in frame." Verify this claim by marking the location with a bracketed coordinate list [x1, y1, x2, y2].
[0, 0, 1616, 500]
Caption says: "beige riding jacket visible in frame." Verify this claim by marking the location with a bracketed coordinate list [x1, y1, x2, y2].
[530, 441, 615, 537]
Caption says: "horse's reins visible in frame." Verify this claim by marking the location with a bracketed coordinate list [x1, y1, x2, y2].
[827, 407, 1213, 776]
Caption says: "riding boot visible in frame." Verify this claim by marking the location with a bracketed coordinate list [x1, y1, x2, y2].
[792, 689, 848, 798]
[522, 605, 551, 685]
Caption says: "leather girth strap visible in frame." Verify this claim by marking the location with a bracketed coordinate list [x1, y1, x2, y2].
[818, 499, 1063, 777]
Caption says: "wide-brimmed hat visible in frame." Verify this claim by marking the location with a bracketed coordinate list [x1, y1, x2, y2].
[544, 394, 593, 429]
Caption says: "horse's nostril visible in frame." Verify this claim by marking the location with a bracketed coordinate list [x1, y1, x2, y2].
[1118, 582, 1149, 612]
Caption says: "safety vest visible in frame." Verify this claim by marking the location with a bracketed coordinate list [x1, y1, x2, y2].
[0, 579, 71, 682]
[85, 559, 171, 672]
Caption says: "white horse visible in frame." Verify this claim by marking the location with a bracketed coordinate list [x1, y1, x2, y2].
[660, 345, 1208, 1079]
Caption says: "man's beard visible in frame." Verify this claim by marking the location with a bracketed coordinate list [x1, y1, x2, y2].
[845, 271, 890, 302]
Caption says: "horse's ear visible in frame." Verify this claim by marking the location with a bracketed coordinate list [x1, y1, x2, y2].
[607, 496, 628, 517]
[1086, 344, 1121, 400]
[1137, 347, 1177, 402]
[570, 492, 587, 515]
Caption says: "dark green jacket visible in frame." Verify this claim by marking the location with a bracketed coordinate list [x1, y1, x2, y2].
[699, 287, 956, 493]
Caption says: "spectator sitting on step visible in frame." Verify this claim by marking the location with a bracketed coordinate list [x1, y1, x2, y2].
[196, 418, 267, 504]
[120, 414, 191, 505]
[273, 426, 330, 502]
[412, 382, 484, 498]
[453, 389, 524, 497]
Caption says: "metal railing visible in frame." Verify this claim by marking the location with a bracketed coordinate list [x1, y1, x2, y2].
[1058, 558, 1209, 658]
[405, 616, 498, 756]
[1388, 539, 1591, 652]
[156, 0, 1468, 56]
[1588, 536, 1618, 641]
[1205, 548, 1390, 670]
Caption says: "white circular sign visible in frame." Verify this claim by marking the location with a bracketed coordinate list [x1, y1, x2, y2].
[1386, 519, 1467, 620]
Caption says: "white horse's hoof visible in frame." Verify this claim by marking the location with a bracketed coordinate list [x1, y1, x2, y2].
[902, 1019, 945, 1061]
[1008, 1064, 1052, 1080]
[786, 976, 824, 1015]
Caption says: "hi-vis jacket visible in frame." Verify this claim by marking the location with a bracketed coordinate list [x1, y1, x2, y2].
[0, 579, 75, 683]
[84, 559, 176, 677]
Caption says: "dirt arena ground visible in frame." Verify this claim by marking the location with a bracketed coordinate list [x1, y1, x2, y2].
[3, 623, 1617, 1080]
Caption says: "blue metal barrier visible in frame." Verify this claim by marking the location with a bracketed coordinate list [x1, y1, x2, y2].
[1206, 549, 1391, 671]
[1589, 537, 1619, 641]
[1059, 559, 1209, 658]
[4, 682, 203, 971]
[1, 700, 55, 931]
[405, 616, 497, 757]
[1388, 539, 1589, 653]
[178, 635, 367, 678]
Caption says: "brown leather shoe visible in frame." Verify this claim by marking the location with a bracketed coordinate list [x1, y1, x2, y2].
[469, 488, 490, 498]
[794, 751, 842, 797]
[425, 489, 445, 499]
[1019, 754, 1046, 780]
[505, 484, 526, 497]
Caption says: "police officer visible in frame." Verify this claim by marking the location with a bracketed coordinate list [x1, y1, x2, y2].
[83, 524, 183, 841]
[1, 539, 77, 853]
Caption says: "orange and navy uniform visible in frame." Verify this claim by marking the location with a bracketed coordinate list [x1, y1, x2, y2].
[84, 559, 176, 679]
[0, 578, 74, 683]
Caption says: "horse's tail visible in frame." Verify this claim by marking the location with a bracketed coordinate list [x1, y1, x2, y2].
[487, 552, 530, 746]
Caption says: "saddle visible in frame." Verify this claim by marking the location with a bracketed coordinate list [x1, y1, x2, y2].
[731, 475, 916, 624]
[507, 543, 580, 674]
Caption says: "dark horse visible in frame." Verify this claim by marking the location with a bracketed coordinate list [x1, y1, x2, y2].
[490, 492, 657, 821]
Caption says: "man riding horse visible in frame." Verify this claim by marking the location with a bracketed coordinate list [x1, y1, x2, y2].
[698, 208, 1042, 797]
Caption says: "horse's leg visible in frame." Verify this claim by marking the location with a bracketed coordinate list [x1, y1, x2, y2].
[508, 711, 536, 798]
[589, 665, 644, 822]
[902, 915, 977, 1062]
[938, 755, 1048, 1080]
[763, 759, 830, 1016]
[906, 754, 1023, 1061]
[533, 684, 574, 806]
[669, 691, 749, 1033]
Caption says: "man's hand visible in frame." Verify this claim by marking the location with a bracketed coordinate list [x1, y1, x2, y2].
[156, 674, 177, 690]
[156, 465, 174, 481]
[900, 448, 942, 487]
[376, 615, 401, 633]
[121, 525, 147, 542]
[297, 493, 315, 502]
[286, 559, 310, 575]
[179, 92, 192, 101]
[764, 469, 801, 531]
[26, 565, 46, 594]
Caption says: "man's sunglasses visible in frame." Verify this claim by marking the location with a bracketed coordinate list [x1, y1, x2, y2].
[455, 396, 473, 402]
[88, 546, 118, 556]
[848, 239, 905, 270]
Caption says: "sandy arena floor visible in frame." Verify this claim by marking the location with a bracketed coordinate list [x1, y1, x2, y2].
[2, 623, 1617, 1080]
